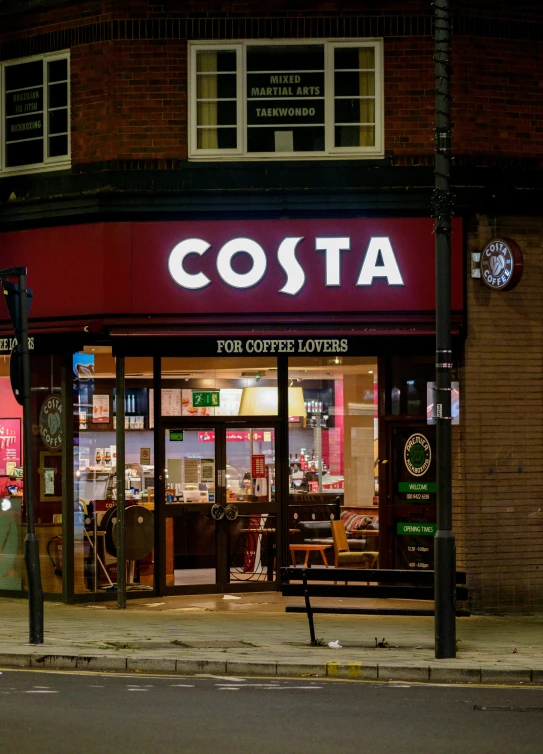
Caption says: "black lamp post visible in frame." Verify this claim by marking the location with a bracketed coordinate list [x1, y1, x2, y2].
[433, 0, 456, 659]
[1, 266, 43, 644]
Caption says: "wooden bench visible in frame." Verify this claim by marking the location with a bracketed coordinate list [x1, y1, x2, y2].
[280, 566, 469, 645]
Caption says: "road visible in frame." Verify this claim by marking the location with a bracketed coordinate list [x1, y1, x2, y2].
[1, 670, 543, 754]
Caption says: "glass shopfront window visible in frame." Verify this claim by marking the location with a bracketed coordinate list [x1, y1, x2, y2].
[160, 356, 277, 419]
[0, 350, 24, 591]
[73, 348, 155, 594]
[287, 356, 379, 563]
[0, 350, 63, 595]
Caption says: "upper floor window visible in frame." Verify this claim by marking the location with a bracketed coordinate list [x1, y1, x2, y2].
[189, 40, 383, 160]
[1, 52, 70, 175]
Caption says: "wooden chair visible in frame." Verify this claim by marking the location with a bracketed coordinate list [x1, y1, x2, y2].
[331, 520, 379, 583]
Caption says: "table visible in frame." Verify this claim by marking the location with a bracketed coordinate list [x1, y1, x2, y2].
[289, 543, 332, 568]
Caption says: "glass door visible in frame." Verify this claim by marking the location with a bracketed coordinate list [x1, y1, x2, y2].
[224, 425, 278, 586]
[162, 425, 218, 588]
[386, 422, 437, 571]
[160, 421, 280, 592]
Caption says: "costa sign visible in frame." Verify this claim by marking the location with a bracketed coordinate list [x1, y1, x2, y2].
[168, 236, 404, 293]
[480, 237, 523, 292]
[0, 218, 463, 319]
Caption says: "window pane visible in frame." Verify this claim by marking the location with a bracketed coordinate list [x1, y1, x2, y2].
[335, 47, 374, 69]
[288, 357, 379, 551]
[248, 44, 323, 71]
[335, 98, 375, 125]
[247, 125, 324, 153]
[389, 355, 435, 416]
[48, 133, 68, 157]
[5, 60, 42, 90]
[48, 81, 68, 108]
[197, 127, 237, 149]
[246, 44, 324, 154]
[49, 108, 67, 135]
[3, 55, 70, 169]
[335, 71, 375, 98]
[335, 125, 375, 148]
[197, 72, 236, 101]
[247, 99, 325, 127]
[48, 58, 67, 82]
[197, 99, 236, 127]
[6, 139, 43, 167]
[196, 51, 237, 151]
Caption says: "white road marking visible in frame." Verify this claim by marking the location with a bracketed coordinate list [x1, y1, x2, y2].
[168, 684, 195, 688]
[26, 690, 59, 694]
[127, 688, 148, 692]
[218, 687, 239, 691]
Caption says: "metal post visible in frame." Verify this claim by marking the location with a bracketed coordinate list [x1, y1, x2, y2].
[434, 0, 456, 659]
[116, 354, 126, 608]
[19, 271, 44, 643]
[277, 355, 290, 577]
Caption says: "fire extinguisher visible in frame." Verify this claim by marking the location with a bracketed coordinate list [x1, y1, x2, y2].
[47, 535, 63, 576]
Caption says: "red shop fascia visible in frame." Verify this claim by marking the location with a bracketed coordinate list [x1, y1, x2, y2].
[0, 217, 464, 344]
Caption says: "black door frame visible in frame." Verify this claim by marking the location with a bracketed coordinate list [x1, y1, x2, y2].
[384, 419, 437, 570]
[157, 416, 283, 595]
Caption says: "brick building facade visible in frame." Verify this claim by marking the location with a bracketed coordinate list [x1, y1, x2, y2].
[0, 0, 542, 612]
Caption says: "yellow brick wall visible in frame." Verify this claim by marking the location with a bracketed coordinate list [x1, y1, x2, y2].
[455, 215, 543, 613]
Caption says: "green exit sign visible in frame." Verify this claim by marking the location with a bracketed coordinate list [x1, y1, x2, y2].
[192, 391, 220, 407]
[169, 430, 184, 441]
[397, 522, 437, 536]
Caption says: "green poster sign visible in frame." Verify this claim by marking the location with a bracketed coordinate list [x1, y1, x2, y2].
[192, 391, 220, 408]
[169, 430, 184, 441]
[397, 522, 437, 536]
[398, 482, 436, 492]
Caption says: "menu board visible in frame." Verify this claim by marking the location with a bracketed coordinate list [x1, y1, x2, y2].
[200, 458, 215, 483]
[162, 389, 182, 416]
[184, 458, 199, 485]
[149, 388, 183, 427]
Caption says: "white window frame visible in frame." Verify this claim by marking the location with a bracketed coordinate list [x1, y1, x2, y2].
[1, 50, 71, 176]
[189, 39, 384, 161]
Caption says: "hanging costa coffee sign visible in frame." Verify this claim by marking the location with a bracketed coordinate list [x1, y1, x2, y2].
[480, 238, 523, 292]
[39, 394, 62, 450]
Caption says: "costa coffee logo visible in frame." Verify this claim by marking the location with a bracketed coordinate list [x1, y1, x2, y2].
[404, 434, 431, 477]
[168, 236, 404, 294]
[39, 394, 62, 450]
[480, 238, 523, 291]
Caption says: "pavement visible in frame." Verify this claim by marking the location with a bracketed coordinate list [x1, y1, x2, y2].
[1, 591, 543, 685]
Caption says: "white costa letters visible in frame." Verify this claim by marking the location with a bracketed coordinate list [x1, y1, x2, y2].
[278, 237, 305, 295]
[315, 237, 350, 286]
[168, 238, 211, 289]
[216, 238, 267, 289]
[356, 237, 404, 286]
[168, 235, 405, 292]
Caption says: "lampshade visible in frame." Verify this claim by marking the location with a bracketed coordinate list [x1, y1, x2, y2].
[238, 386, 307, 417]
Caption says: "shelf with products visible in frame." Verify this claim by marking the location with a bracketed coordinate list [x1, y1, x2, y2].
[77, 385, 151, 432]
[113, 387, 150, 427]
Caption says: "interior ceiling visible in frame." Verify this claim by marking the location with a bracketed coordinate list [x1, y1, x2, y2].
[83, 349, 376, 381]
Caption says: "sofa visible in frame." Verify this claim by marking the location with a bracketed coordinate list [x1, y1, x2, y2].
[298, 510, 378, 552]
